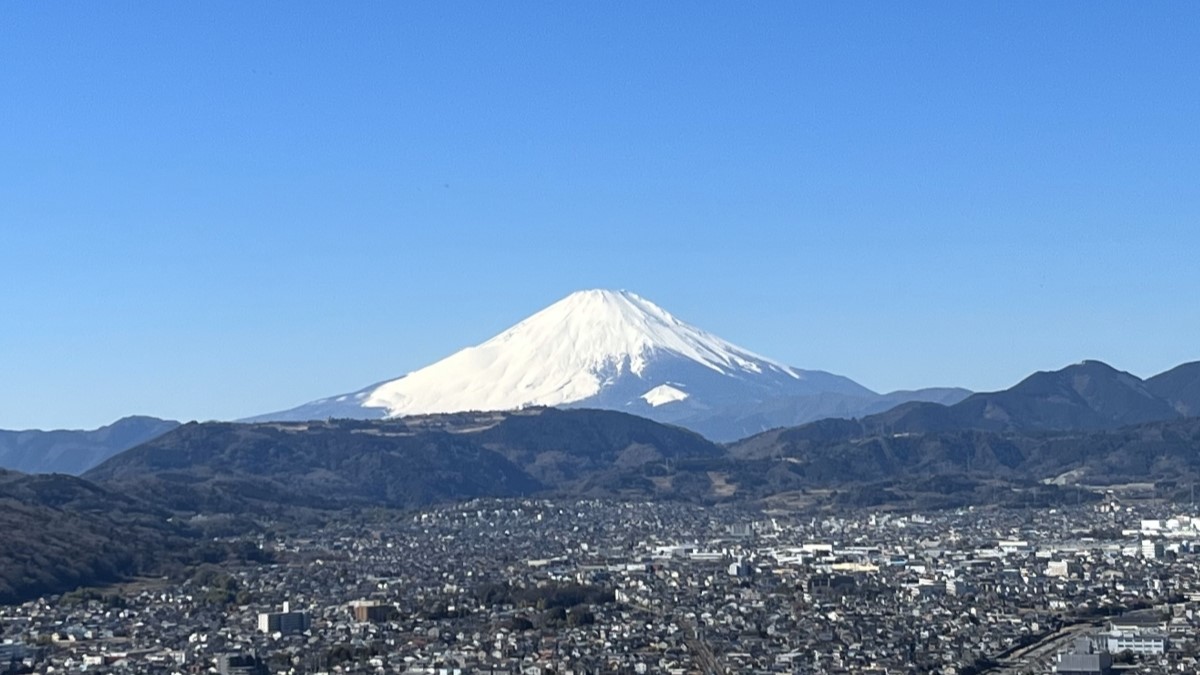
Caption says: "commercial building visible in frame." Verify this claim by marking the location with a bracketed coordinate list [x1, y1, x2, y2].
[257, 602, 310, 635]
[1141, 539, 1165, 560]
[351, 600, 393, 623]
[1101, 631, 1168, 655]
[1046, 560, 1082, 578]
[1054, 638, 1112, 675]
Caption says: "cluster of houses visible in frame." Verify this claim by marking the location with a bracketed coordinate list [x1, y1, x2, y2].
[1, 497, 1199, 673]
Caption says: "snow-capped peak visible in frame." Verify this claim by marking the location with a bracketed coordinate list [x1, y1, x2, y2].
[359, 289, 798, 417]
[488, 289, 795, 377]
[245, 288, 879, 433]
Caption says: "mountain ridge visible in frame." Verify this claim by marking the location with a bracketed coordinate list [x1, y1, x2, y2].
[1146, 361, 1200, 417]
[85, 408, 727, 510]
[13, 360, 1198, 603]
[852, 360, 1182, 435]
[0, 415, 180, 475]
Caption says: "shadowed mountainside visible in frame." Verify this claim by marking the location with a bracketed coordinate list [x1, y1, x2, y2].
[1146, 361, 1200, 417]
[85, 408, 726, 510]
[0, 469, 200, 604]
[730, 416, 1200, 487]
[851, 361, 1182, 435]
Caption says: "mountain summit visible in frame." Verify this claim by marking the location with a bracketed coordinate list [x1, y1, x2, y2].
[361, 289, 857, 414]
[248, 289, 878, 431]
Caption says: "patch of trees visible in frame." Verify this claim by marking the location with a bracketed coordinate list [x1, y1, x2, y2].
[959, 657, 999, 675]
[187, 565, 253, 606]
[474, 581, 614, 610]
[302, 641, 390, 670]
[59, 588, 127, 609]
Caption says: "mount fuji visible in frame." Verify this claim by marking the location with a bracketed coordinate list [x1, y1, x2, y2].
[247, 290, 968, 440]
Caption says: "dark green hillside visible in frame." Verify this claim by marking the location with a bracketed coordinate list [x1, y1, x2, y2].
[86, 420, 543, 509]
[730, 417, 1200, 487]
[471, 407, 725, 486]
[0, 470, 192, 604]
[85, 408, 725, 510]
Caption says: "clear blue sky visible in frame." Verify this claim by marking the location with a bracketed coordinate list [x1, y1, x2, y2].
[2, 2, 1198, 429]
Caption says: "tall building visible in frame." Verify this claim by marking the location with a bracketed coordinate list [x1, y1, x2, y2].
[1141, 539, 1165, 560]
[351, 600, 393, 623]
[257, 602, 310, 635]
[1046, 560, 1082, 578]
[727, 559, 753, 577]
[0, 644, 29, 675]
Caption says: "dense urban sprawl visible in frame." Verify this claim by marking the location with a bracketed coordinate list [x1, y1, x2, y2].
[3, 496, 1200, 674]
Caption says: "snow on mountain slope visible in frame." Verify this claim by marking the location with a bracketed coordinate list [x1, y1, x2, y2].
[641, 384, 690, 407]
[362, 289, 804, 415]
[245, 289, 876, 431]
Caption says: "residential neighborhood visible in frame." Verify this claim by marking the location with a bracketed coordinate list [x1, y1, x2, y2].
[4, 497, 1200, 674]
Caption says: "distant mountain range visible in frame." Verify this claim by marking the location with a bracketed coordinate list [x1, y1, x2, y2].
[668, 387, 971, 441]
[245, 289, 970, 440]
[85, 358, 1200, 512]
[0, 416, 179, 475]
[5, 289, 1199, 607]
[4, 358, 1200, 603]
[244, 289, 1197, 441]
[3, 355, 1197, 483]
[721, 359, 1200, 497]
[730, 414, 1200, 482]
[848, 360, 1200, 435]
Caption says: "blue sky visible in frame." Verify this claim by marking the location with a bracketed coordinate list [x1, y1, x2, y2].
[2, 2, 1198, 429]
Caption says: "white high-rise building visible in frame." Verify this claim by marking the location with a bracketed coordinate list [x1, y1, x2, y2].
[257, 602, 310, 635]
[1141, 540, 1165, 560]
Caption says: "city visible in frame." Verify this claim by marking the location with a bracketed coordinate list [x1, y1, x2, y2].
[4, 495, 1198, 674]
[4, 3, 1198, 675]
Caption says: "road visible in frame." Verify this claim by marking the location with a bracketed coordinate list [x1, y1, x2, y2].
[983, 620, 1101, 673]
